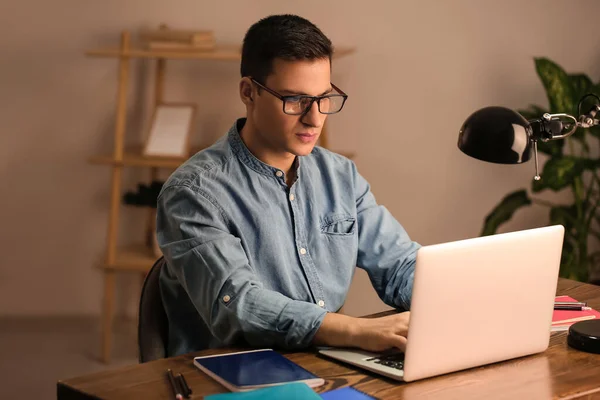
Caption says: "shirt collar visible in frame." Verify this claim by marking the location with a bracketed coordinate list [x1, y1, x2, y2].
[228, 118, 301, 180]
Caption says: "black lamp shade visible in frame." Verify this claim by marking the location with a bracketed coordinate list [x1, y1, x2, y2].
[458, 106, 533, 164]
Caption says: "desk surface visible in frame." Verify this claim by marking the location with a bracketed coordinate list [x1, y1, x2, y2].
[57, 278, 600, 400]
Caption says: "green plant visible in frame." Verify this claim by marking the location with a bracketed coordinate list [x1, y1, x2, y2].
[482, 57, 600, 282]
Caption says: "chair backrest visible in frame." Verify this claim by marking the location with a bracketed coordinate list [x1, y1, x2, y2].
[138, 256, 169, 363]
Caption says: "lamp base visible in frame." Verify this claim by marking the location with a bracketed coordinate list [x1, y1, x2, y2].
[567, 320, 600, 354]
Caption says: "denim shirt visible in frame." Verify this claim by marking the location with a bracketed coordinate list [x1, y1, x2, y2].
[157, 118, 420, 357]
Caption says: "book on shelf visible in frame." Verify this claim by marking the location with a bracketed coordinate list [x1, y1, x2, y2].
[140, 28, 214, 44]
[146, 40, 216, 52]
[551, 295, 600, 332]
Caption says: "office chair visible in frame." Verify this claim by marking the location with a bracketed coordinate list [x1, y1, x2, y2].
[138, 256, 169, 363]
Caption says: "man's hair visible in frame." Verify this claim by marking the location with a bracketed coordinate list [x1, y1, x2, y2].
[241, 14, 333, 84]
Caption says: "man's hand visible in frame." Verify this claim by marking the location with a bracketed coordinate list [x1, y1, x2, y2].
[313, 312, 410, 352]
[353, 312, 410, 352]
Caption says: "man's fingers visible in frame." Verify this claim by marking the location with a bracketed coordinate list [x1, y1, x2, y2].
[393, 320, 410, 336]
[391, 334, 407, 352]
[395, 311, 410, 324]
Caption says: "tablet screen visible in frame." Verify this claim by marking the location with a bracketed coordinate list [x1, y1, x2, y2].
[194, 349, 319, 388]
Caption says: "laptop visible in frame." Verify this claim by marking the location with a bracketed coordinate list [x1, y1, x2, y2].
[319, 225, 565, 382]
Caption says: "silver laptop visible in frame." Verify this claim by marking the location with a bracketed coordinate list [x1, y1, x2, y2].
[319, 225, 564, 382]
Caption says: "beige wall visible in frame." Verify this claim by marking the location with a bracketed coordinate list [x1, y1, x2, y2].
[2, 0, 600, 317]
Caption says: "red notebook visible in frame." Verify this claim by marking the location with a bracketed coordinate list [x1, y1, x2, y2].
[551, 295, 600, 332]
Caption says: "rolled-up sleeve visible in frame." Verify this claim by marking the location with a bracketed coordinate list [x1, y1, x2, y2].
[353, 165, 421, 311]
[156, 184, 327, 349]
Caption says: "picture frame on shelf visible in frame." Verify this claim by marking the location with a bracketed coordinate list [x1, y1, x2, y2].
[143, 102, 196, 158]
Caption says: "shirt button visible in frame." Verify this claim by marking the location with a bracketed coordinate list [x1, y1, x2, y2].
[300, 248, 307, 255]
[275, 171, 283, 177]
[318, 300, 325, 307]
[222, 295, 231, 303]
[289, 194, 295, 201]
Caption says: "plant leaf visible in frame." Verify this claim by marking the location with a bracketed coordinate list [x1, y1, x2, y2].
[569, 74, 593, 102]
[559, 238, 581, 280]
[531, 156, 585, 192]
[588, 125, 600, 139]
[568, 74, 592, 142]
[537, 139, 565, 157]
[481, 190, 531, 236]
[578, 83, 600, 139]
[588, 251, 600, 282]
[517, 104, 549, 120]
[550, 205, 577, 235]
[535, 58, 576, 114]
[570, 74, 593, 144]
[551, 202, 590, 281]
[581, 158, 600, 170]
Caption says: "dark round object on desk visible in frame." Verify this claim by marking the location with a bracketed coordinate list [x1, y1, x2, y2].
[567, 320, 600, 354]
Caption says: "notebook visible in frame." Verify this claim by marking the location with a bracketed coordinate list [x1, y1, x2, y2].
[204, 382, 321, 400]
[194, 349, 324, 392]
[551, 295, 600, 332]
[320, 386, 377, 399]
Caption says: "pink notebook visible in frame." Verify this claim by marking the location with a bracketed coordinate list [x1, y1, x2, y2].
[552, 295, 600, 332]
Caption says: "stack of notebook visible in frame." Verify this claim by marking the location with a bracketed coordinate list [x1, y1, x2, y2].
[204, 383, 376, 400]
[195, 349, 375, 399]
[140, 27, 216, 52]
[552, 295, 600, 332]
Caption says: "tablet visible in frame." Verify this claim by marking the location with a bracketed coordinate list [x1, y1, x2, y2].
[193, 349, 325, 392]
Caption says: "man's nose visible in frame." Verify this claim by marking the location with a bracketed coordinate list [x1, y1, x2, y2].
[301, 100, 325, 128]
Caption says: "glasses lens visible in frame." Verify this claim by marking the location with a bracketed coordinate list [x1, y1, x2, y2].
[320, 95, 345, 114]
[283, 98, 304, 115]
[283, 95, 346, 115]
[299, 97, 314, 111]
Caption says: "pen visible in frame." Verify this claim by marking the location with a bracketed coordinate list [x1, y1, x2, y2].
[554, 305, 592, 311]
[166, 369, 184, 400]
[555, 301, 587, 307]
[177, 373, 192, 398]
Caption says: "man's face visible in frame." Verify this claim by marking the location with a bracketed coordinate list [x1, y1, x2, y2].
[250, 58, 331, 158]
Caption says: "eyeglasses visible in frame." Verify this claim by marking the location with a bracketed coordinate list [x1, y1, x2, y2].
[250, 78, 348, 115]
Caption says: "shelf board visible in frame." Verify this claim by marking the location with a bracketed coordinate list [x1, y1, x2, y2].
[100, 244, 158, 272]
[90, 146, 353, 168]
[88, 145, 207, 168]
[85, 45, 355, 61]
[99, 244, 158, 272]
[337, 151, 355, 159]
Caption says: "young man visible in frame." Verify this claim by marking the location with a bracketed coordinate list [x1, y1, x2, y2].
[157, 14, 420, 357]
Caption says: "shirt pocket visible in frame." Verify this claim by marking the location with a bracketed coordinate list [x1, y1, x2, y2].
[320, 213, 356, 236]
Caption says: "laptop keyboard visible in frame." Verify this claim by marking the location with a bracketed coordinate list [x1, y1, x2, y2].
[365, 353, 405, 370]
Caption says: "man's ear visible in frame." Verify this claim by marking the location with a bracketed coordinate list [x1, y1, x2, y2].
[239, 78, 254, 106]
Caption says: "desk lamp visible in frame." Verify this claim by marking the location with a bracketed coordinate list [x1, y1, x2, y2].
[457, 94, 600, 180]
[457, 93, 600, 354]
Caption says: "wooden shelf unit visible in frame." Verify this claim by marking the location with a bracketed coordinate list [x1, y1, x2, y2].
[89, 29, 355, 363]
[99, 244, 157, 272]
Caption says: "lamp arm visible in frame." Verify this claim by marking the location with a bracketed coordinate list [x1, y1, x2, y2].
[526, 113, 578, 142]
[527, 113, 578, 180]
[578, 103, 600, 128]
[541, 113, 579, 140]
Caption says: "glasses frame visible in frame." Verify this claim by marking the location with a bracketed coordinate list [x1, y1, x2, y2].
[250, 78, 348, 115]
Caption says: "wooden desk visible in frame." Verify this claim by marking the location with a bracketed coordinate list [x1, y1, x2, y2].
[58, 278, 600, 400]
